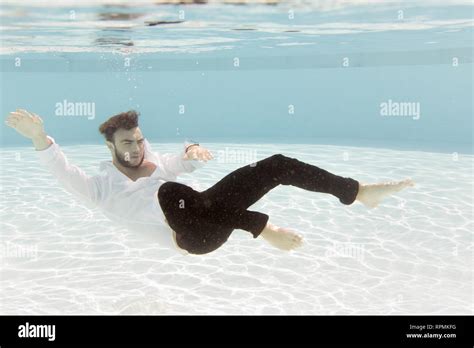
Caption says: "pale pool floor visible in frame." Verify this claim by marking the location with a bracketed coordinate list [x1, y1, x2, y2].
[0, 143, 472, 314]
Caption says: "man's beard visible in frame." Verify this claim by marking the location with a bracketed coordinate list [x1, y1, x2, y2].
[114, 148, 144, 168]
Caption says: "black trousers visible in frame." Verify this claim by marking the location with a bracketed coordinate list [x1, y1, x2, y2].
[157, 154, 359, 255]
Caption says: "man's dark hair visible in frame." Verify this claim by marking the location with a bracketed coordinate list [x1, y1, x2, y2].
[99, 110, 139, 142]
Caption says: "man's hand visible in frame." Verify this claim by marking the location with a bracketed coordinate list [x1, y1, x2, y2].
[182, 145, 213, 162]
[5, 109, 46, 139]
[5, 109, 51, 150]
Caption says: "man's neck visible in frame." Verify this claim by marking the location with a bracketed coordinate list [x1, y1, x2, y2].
[113, 160, 140, 178]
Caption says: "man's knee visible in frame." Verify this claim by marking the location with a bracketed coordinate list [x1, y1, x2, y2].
[253, 154, 283, 171]
[269, 153, 286, 164]
[272, 153, 285, 159]
[267, 154, 298, 184]
[271, 154, 295, 167]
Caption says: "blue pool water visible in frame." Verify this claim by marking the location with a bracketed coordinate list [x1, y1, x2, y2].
[0, 0, 472, 314]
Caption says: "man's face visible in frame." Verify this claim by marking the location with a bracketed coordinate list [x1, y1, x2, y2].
[110, 127, 145, 168]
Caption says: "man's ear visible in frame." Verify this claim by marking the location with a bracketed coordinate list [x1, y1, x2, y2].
[106, 140, 114, 151]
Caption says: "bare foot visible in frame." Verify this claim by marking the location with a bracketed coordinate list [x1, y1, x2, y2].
[260, 222, 304, 251]
[356, 178, 415, 209]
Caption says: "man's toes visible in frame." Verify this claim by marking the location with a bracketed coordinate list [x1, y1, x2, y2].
[291, 235, 303, 248]
[406, 179, 415, 187]
[400, 178, 414, 187]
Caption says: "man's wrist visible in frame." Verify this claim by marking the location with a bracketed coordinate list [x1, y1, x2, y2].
[185, 143, 200, 153]
[32, 132, 52, 151]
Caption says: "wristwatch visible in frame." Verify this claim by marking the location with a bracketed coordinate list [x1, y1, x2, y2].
[185, 140, 199, 153]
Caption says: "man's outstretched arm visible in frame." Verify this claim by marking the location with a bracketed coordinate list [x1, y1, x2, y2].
[5, 108, 51, 150]
[5, 109, 102, 206]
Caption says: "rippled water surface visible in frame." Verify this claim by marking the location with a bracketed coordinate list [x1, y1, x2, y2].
[1, 0, 473, 55]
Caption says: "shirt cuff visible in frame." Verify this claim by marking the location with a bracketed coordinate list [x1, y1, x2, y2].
[36, 135, 59, 164]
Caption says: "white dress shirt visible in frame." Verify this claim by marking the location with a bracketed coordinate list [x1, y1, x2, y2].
[36, 136, 205, 252]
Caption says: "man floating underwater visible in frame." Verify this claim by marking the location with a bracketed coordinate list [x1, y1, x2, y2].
[5, 109, 415, 255]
